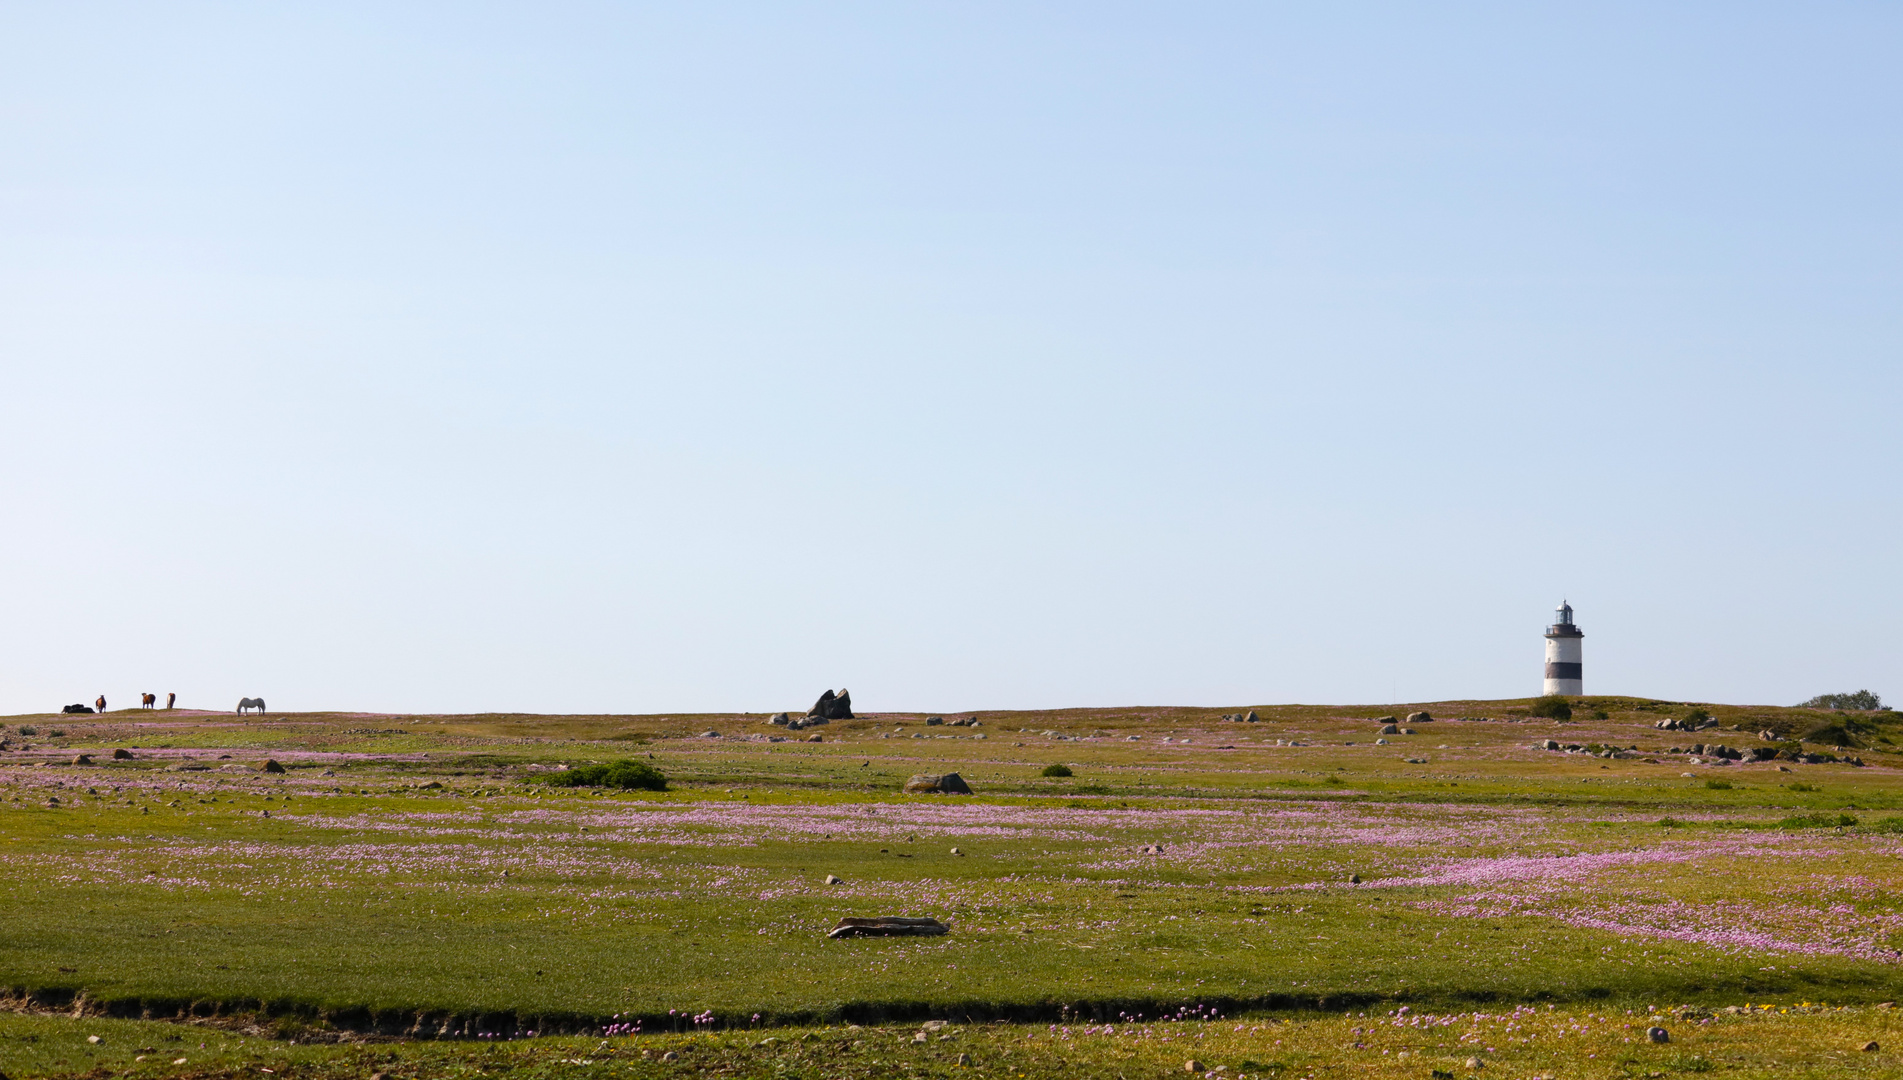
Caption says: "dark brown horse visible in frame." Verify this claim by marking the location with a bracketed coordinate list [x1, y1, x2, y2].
[95, 695, 106, 713]
[141, 693, 156, 709]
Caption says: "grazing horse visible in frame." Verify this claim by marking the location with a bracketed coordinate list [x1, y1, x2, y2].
[141, 693, 156, 709]
[165, 692, 176, 710]
[236, 697, 266, 715]
[95, 695, 106, 714]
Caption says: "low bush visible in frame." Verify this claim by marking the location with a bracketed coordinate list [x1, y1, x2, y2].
[1527, 696, 1573, 720]
[1866, 817, 1903, 834]
[1704, 779, 1732, 790]
[1778, 812, 1858, 829]
[1803, 722, 1862, 748]
[1040, 764, 1074, 778]
[1684, 708, 1712, 724]
[543, 760, 667, 791]
[1785, 782, 1817, 792]
[1657, 817, 1685, 828]
[1798, 690, 1883, 711]
[46, 728, 65, 738]
[17, 726, 36, 736]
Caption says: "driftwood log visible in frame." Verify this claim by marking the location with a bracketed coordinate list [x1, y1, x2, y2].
[828, 917, 950, 939]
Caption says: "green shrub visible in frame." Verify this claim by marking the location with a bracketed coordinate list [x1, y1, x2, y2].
[1798, 690, 1883, 711]
[1786, 782, 1817, 793]
[542, 760, 667, 791]
[1323, 775, 1346, 786]
[1866, 817, 1903, 834]
[1803, 722, 1862, 748]
[1658, 817, 1685, 828]
[1040, 764, 1074, 778]
[1684, 708, 1712, 724]
[1527, 696, 1573, 720]
[17, 726, 36, 736]
[1704, 779, 1732, 790]
[1778, 813, 1858, 829]
[46, 728, 65, 738]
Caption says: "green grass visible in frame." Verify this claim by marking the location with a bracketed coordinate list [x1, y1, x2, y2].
[4, 697, 1903, 1074]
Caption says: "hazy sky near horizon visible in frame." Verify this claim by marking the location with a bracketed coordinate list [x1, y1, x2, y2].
[1, 3, 1898, 716]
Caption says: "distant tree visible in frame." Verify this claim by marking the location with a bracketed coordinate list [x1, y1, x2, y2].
[1797, 690, 1884, 711]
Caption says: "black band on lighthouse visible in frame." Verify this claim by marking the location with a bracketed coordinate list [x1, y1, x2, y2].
[1544, 662, 1582, 680]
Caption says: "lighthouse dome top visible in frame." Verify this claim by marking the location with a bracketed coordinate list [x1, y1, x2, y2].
[1546, 600, 1583, 638]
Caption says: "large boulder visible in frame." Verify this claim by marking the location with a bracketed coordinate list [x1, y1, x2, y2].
[807, 689, 855, 721]
[904, 773, 973, 795]
[61, 704, 93, 715]
[1406, 711, 1432, 724]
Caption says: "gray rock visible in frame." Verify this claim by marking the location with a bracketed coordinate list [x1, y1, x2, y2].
[1379, 724, 1401, 735]
[768, 712, 791, 726]
[1647, 1027, 1669, 1044]
[259, 759, 286, 774]
[807, 689, 855, 720]
[925, 716, 943, 725]
[111, 748, 133, 759]
[1406, 711, 1432, 723]
[71, 754, 93, 765]
[824, 874, 843, 884]
[828, 916, 949, 939]
[1543, 739, 1561, 750]
[1245, 710, 1259, 722]
[904, 772, 973, 794]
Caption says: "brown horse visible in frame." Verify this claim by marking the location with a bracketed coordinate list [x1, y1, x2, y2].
[95, 695, 106, 713]
[165, 692, 176, 709]
[141, 693, 156, 709]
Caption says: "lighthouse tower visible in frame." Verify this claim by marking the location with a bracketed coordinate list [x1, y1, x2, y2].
[1543, 601, 1584, 696]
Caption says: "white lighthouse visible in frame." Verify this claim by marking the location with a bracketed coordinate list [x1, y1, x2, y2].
[1543, 601, 1584, 696]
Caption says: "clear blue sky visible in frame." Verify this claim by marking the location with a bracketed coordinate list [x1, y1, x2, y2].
[1, 3, 1897, 715]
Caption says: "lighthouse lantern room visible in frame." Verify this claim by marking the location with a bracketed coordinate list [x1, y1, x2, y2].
[1543, 601, 1584, 696]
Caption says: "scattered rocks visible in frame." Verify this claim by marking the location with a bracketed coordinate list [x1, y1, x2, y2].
[904, 773, 973, 795]
[1647, 1027, 1670, 1044]
[828, 916, 950, 939]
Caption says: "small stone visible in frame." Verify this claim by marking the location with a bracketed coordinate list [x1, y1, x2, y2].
[1185, 1060, 1206, 1073]
[1375, 738, 1389, 745]
[72, 754, 93, 765]
[1466, 1057, 1481, 1069]
[701, 730, 720, 738]
[808, 734, 823, 742]
[1349, 873, 1362, 884]
[662, 1051, 679, 1061]
[913, 1032, 928, 1043]
[825, 874, 842, 884]
[260, 759, 286, 774]
[1647, 1027, 1669, 1044]
[950, 847, 963, 855]
[87, 1035, 101, 1044]
[1878, 1002, 1896, 1010]
[111, 749, 133, 759]
[957, 1052, 972, 1066]
[1862, 1041, 1880, 1052]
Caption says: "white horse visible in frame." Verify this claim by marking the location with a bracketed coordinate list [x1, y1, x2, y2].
[236, 697, 266, 714]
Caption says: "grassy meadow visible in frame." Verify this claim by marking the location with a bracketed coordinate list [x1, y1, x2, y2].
[3, 695, 1903, 1077]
